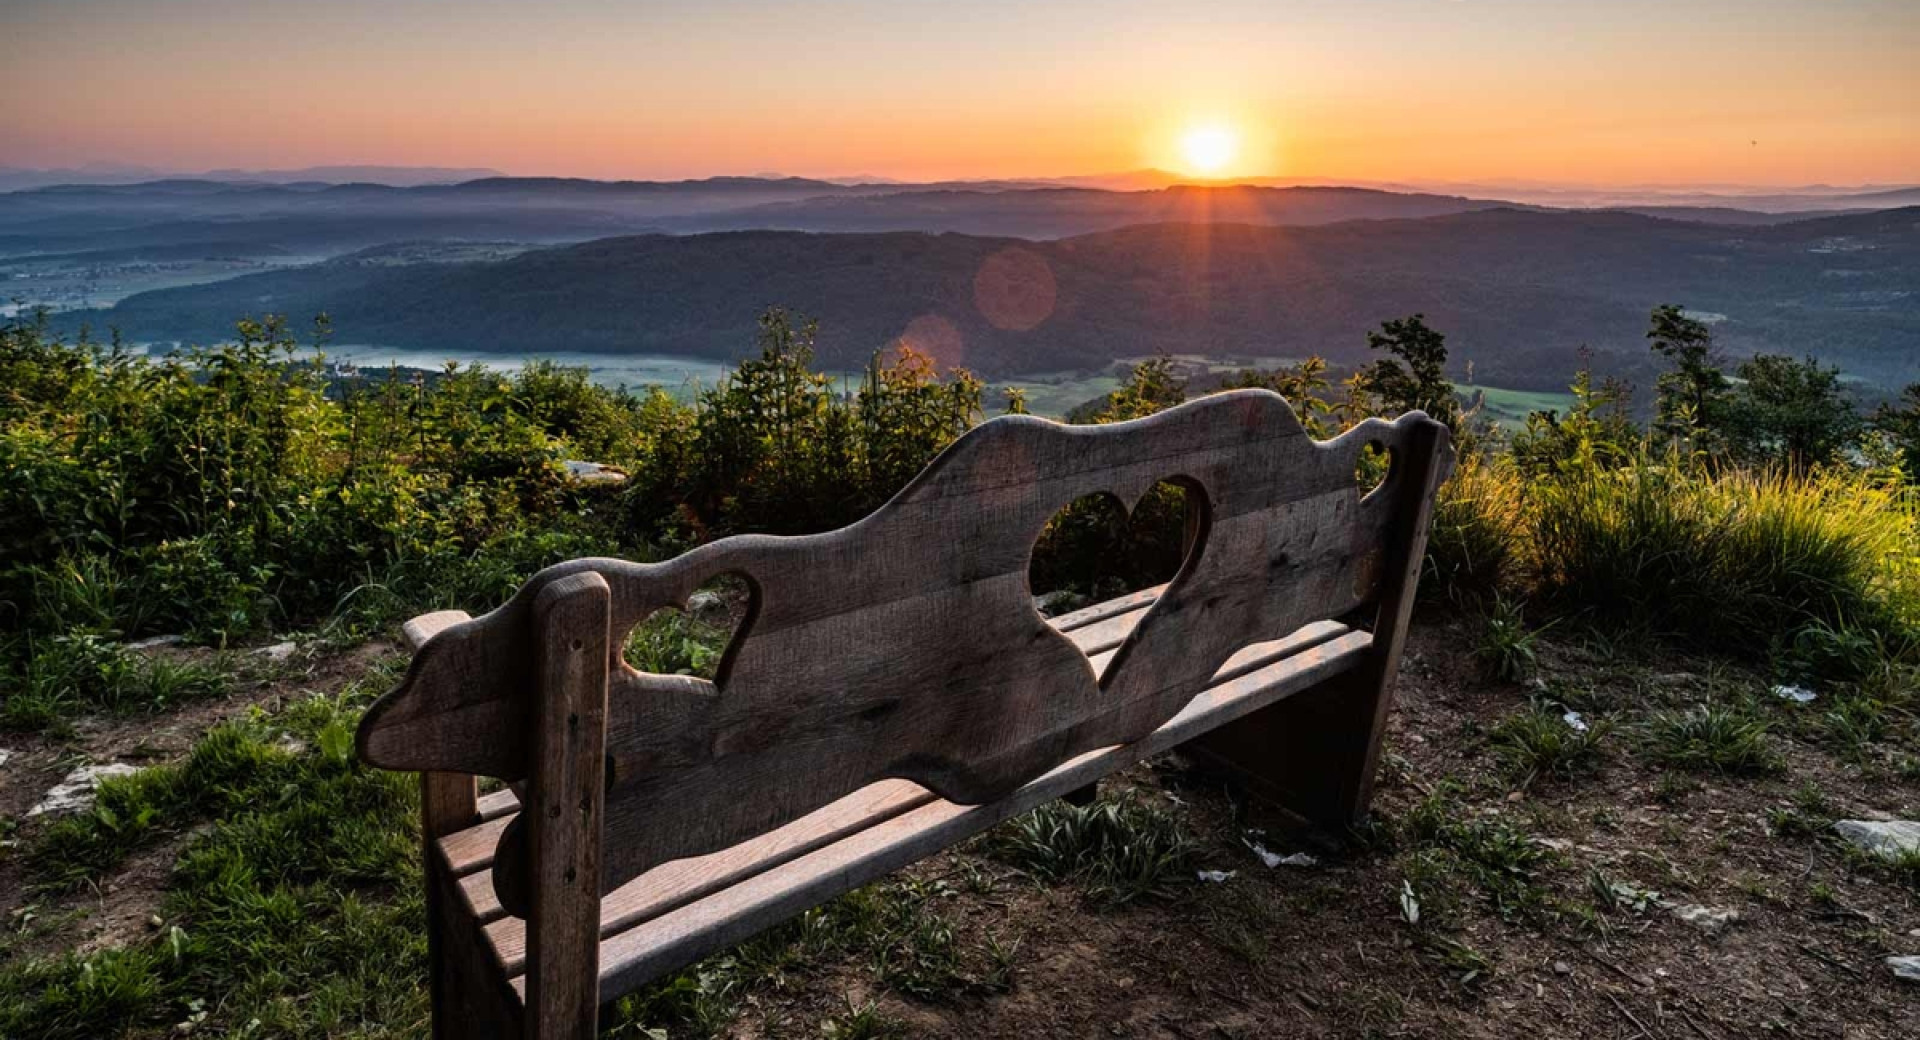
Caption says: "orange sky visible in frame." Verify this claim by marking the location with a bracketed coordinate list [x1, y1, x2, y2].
[5, 1, 1916, 185]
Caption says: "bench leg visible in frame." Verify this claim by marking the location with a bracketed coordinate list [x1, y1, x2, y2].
[1192, 417, 1447, 831]
[525, 572, 612, 1040]
[1062, 781, 1099, 807]
[422, 772, 521, 1039]
[1188, 664, 1391, 828]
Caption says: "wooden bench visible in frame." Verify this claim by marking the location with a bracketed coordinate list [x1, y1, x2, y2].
[354, 390, 1451, 1038]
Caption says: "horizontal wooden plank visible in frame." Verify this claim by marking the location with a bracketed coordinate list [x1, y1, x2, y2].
[480, 779, 935, 975]
[440, 588, 1163, 881]
[454, 616, 1356, 978]
[1046, 585, 1166, 633]
[509, 627, 1373, 1001]
[477, 787, 520, 822]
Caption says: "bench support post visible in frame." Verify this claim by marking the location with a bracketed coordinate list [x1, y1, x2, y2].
[525, 572, 613, 1040]
[1191, 420, 1448, 828]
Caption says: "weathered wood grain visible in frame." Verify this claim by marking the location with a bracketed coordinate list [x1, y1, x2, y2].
[522, 573, 610, 1040]
[1191, 416, 1451, 824]
[507, 628, 1373, 1001]
[358, 393, 1443, 916]
[468, 617, 1355, 976]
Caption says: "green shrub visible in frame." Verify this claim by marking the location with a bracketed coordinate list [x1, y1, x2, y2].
[1527, 459, 1918, 656]
[1423, 452, 1522, 604]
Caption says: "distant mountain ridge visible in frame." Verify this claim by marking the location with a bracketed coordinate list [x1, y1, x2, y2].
[66, 206, 1920, 393]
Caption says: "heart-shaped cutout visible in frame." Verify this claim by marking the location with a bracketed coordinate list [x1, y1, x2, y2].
[1028, 478, 1208, 609]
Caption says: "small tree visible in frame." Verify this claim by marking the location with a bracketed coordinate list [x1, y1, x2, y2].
[1358, 315, 1460, 429]
[1872, 383, 1920, 482]
[1219, 356, 1335, 437]
[1722, 354, 1861, 473]
[1646, 304, 1730, 449]
[1511, 349, 1638, 478]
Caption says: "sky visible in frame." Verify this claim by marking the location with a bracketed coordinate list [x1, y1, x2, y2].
[4, 0, 1917, 186]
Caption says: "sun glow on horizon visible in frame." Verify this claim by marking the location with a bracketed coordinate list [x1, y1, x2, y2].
[1177, 123, 1241, 177]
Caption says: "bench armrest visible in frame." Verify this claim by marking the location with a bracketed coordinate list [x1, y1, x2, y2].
[403, 610, 473, 653]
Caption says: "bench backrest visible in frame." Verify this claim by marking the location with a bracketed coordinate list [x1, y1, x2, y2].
[358, 391, 1450, 916]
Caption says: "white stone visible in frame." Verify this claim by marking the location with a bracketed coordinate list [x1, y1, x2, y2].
[29, 763, 141, 817]
[1889, 956, 1920, 983]
[1833, 820, 1920, 860]
[1244, 839, 1316, 868]
[685, 590, 730, 624]
[1562, 710, 1589, 733]
[1671, 904, 1739, 932]
[0, 749, 11, 770]
[563, 460, 628, 486]
[255, 641, 298, 662]
[1771, 684, 1817, 704]
[1195, 869, 1236, 883]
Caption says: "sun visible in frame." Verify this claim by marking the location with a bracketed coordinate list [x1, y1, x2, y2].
[1178, 123, 1240, 177]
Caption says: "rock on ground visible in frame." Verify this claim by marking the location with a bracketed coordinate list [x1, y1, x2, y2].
[1671, 904, 1740, 932]
[1888, 956, 1920, 983]
[29, 763, 141, 817]
[564, 460, 629, 485]
[1832, 819, 1920, 859]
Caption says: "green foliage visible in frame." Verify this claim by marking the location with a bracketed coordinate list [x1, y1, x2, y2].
[1487, 705, 1609, 784]
[1641, 703, 1781, 775]
[1, 635, 228, 730]
[984, 795, 1197, 905]
[1033, 358, 1196, 597]
[1873, 383, 1920, 480]
[1358, 315, 1461, 430]
[1219, 357, 1337, 437]
[1511, 353, 1639, 479]
[1647, 304, 1731, 450]
[1422, 452, 1522, 605]
[1723, 354, 1862, 472]
[1523, 457, 1919, 656]
[1397, 787, 1555, 920]
[624, 607, 731, 678]
[677, 311, 983, 537]
[1, 687, 427, 1040]
[1473, 597, 1542, 682]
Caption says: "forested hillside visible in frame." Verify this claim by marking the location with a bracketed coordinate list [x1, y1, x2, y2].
[70, 207, 1920, 392]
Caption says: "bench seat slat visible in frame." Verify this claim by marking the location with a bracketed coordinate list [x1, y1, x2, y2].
[473, 616, 1356, 974]
[438, 593, 1164, 876]
[513, 626, 1372, 1000]
[429, 583, 1366, 1000]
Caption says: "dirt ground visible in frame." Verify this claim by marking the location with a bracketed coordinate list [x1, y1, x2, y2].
[3, 618, 1916, 1038]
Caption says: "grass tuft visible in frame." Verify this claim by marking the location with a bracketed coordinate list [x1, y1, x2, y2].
[1487, 705, 1609, 784]
[1641, 703, 1781, 775]
[983, 794, 1197, 905]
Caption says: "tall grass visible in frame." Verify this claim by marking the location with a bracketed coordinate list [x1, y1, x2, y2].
[1520, 459, 1918, 658]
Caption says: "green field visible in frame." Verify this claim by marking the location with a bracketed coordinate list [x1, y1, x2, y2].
[1457, 383, 1577, 430]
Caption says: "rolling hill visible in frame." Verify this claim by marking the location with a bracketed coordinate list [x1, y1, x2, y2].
[65, 207, 1920, 392]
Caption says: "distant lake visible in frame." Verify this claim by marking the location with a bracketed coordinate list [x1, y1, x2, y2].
[131, 342, 1258, 419]
[298, 345, 1132, 418]
[309, 345, 748, 396]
